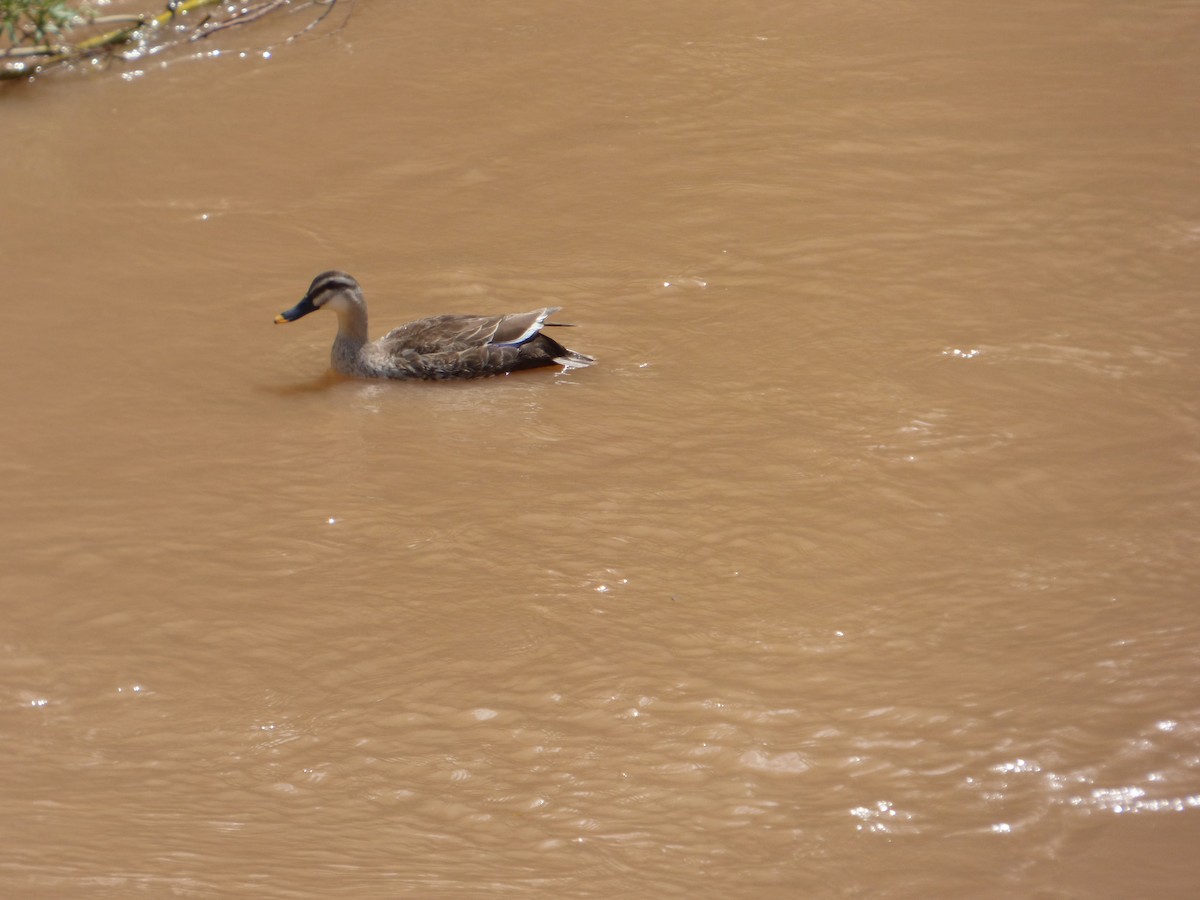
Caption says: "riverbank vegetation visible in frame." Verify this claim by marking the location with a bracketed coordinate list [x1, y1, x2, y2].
[1, 0, 346, 80]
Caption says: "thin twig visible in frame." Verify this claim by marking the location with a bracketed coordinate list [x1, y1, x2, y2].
[292, 0, 352, 42]
[189, 0, 287, 42]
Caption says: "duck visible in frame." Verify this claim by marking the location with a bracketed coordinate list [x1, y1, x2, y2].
[274, 271, 595, 380]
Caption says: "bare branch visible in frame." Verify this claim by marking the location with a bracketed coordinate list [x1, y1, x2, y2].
[1, 0, 350, 81]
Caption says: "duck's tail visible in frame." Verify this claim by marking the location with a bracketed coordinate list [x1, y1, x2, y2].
[554, 348, 597, 370]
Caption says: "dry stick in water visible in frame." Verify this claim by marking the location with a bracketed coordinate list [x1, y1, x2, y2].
[1, 0, 346, 77]
[188, 0, 288, 42]
[2, 0, 223, 61]
[189, 0, 350, 48]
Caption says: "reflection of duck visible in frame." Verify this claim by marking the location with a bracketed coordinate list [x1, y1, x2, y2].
[275, 271, 595, 380]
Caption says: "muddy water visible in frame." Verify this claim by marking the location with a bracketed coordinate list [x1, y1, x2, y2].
[2, 1, 1198, 896]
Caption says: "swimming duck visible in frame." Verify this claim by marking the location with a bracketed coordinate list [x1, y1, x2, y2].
[275, 271, 595, 380]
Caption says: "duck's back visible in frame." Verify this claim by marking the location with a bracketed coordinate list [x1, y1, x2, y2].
[367, 308, 593, 379]
[380, 310, 550, 355]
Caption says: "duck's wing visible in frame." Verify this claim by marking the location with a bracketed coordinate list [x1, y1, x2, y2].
[378, 308, 561, 355]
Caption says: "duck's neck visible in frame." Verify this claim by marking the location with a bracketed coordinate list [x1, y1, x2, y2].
[333, 307, 369, 346]
[331, 303, 370, 371]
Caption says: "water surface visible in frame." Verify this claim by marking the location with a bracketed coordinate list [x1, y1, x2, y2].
[2, 1, 1198, 897]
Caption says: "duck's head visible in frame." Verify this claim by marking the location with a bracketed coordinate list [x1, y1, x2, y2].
[275, 271, 365, 324]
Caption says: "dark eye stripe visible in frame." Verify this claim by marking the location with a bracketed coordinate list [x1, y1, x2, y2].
[307, 271, 358, 298]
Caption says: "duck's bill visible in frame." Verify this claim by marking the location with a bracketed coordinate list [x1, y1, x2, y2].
[274, 295, 318, 324]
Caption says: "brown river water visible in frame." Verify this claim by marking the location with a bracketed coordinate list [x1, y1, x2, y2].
[2, 1, 1198, 897]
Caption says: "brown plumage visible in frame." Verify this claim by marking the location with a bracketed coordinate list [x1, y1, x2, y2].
[275, 271, 595, 380]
